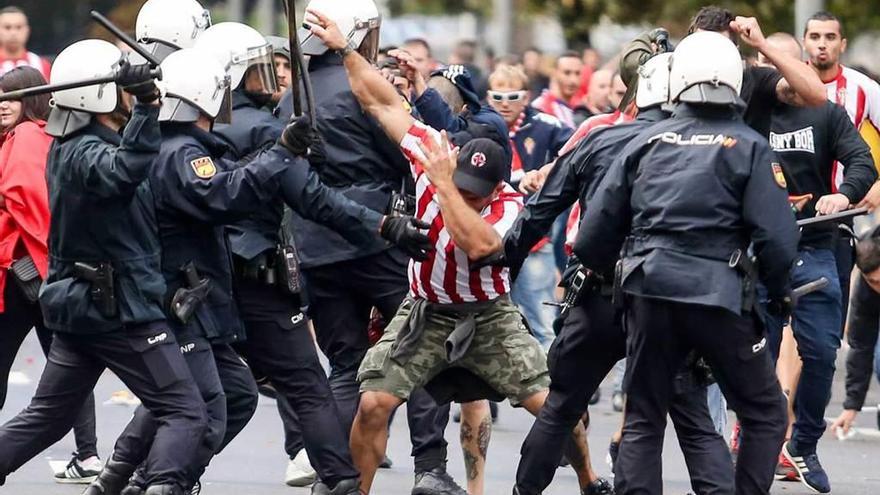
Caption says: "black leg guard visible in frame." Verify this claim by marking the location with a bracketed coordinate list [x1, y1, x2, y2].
[82, 457, 138, 495]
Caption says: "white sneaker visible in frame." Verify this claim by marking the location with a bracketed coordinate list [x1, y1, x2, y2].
[53, 454, 102, 484]
[285, 450, 317, 487]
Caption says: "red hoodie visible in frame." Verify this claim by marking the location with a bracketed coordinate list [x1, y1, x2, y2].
[0, 120, 51, 312]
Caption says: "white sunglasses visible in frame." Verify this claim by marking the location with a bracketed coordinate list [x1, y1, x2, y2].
[488, 90, 528, 103]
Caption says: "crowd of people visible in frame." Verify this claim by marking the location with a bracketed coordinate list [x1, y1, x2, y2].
[0, 1, 878, 495]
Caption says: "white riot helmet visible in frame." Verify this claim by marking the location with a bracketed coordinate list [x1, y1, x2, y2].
[635, 53, 673, 109]
[46, 39, 124, 137]
[194, 22, 277, 95]
[157, 48, 231, 123]
[135, 0, 211, 61]
[50, 39, 122, 114]
[670, 31, 743, 105]
[300, 0, 381, 58]
[136, 0, 212, 62]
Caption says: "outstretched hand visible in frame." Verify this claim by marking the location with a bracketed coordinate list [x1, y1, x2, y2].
[304, 8, 347, 52]
[387, 49, 425, 88]
[415, 130, 459, 189]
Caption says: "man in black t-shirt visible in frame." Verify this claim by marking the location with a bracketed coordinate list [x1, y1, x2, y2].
[758, 32, 877, 494]
[689, 6, 827, 136]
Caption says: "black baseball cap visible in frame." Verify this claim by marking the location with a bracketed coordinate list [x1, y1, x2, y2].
[453, 138, 507, 198]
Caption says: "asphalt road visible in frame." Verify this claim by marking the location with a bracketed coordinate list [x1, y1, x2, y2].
[2, 331, 879, 494]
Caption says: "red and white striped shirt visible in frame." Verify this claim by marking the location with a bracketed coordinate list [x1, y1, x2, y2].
[559, 111, 634, 254]
[823, 65, 880, 188]
[399, 121, 523, 304]
[0, 51, 51, 81]
[532, 89, 575, 129]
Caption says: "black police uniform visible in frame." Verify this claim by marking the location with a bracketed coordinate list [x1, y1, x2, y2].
[507, 108, 735, 495]
[110, 121, 304, 489]
[277, 52, 451, 475]
[117, 111, 384, 490]
[0, 104, 207, 491]
[574, 103, 800, 494]
[214, 89, 371, 486]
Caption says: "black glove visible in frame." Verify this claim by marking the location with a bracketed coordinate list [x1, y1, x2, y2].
[279, 115, 315, 157]
[470, 250, 508, 270]
[649, 28, 672, 53]
[116, 60, 159, 103]
[380, 216, 433, 261]
[765, 295, 794, 320]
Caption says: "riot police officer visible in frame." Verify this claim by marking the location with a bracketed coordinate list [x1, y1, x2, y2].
[574, 32, 799, 494]
[134, 0, 211, 62]
[198, 21, 398, 494]
[0, 40, 207, 495]
[279, 1, 460, 492]
[507, 52, 735, 495]
[113, 43, 426, 495]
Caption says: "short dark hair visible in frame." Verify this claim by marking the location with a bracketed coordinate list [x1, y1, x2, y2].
[453, 40, 478, 64]
[804, 11, 844, 38]
[0, 6, 24, 16]
[523, 47, 542, 56]
[856, 234, 880, 274]
[555, 50, 581, 68]
[0, 66, 49, 128]
[688, 6, 736, 35]
[403, 38, 431, 57]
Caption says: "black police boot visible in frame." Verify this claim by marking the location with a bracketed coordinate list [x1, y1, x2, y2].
[310, 479, 329, 495]
[143, 485, 182, 495]
[120, 470, 147, 495]
[412, 467, 467, 495]
[582, 477, 615, 495]
[311, 478, 360, 495]
[120, 484, 144, 495]
[81, 458, 137, 495]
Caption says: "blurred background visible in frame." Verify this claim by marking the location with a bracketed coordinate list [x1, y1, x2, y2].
[16, 0, 880, 76]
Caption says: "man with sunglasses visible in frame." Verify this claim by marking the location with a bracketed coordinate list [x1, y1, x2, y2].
[486, 64, 573, 349]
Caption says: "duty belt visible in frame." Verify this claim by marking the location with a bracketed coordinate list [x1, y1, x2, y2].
[233, 245, 302, 294]
[625, 233, 745, 261]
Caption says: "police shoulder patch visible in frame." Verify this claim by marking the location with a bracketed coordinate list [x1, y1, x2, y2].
[190, 157, 216, 179]
[771, 163, 787, 189]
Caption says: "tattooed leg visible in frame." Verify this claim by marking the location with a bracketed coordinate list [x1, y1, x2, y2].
[520, 389, 597, 489]
[460, 400, 492, 495]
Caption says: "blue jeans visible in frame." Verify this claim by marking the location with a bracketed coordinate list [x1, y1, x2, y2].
[612, 359, 626, 394]
[511, 244, 558, 349]
[874, 336, 880, 385]
[759, 248, 842, 453]
[706, 383, 728, 436]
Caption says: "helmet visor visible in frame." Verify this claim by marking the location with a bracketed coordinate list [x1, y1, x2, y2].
[236, 44, 278, 95]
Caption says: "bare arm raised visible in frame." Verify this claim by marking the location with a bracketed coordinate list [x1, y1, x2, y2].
[305, 9, 414, 143]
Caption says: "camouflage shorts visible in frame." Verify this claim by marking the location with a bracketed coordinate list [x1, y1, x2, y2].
[358, 296, 550, 405]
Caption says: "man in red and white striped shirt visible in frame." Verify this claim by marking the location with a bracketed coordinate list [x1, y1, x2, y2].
[400, 122, 522, 304]
[803, 11, 880, 205]
[303, 9, 607, 495]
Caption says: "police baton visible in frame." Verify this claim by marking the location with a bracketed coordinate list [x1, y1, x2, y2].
[89, 10, 162, 68]
[0, 11, 163, 103]
[791, 277, 829, 305]
[0, 68, 162, 102]
[281, 0, 317, 130]
[796, 207, 870, 228]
